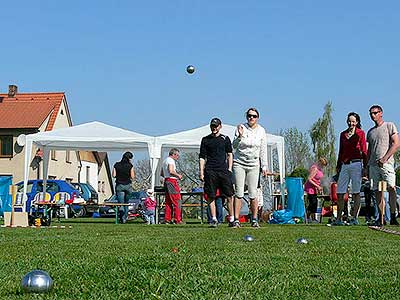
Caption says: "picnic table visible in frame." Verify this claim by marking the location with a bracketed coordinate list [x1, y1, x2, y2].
[155, 191, 207, 224]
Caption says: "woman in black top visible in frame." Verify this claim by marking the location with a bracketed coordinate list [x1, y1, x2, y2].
[112, 151, 135, 223]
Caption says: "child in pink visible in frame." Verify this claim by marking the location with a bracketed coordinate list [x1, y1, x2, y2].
[304, 157, 327, 222]
[144, 189, 157, 224]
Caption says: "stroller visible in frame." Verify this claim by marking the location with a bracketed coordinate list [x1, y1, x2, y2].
[126, 196, 147, 222]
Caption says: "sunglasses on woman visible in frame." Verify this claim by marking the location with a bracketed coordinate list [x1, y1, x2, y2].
[247, 114, 258, 119]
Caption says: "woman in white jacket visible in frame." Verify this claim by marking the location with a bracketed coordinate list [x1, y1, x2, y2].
[232, 108, 270, 228]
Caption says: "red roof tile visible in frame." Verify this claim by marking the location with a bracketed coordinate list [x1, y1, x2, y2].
[0, 92, 65, 130]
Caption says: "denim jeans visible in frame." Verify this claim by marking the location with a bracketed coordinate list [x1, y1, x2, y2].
[207, 197, 224, 223]
[116, 183, 133, 223]
[145, 209, 155, 224]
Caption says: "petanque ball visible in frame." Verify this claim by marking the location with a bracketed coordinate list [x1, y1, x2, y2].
[243, 234, 254, 242]
[296, 237, 308, 244]
[186, 65, 195, 74]
[21, 270, 53, 293]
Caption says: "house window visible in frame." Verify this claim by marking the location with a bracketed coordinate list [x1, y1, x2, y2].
[0, 135, 13, 157]
[51, 150, 56, 160]
[65, 178, 73, 183]
[86, 166, 90, 184]
[48, 175, 56, 180]
[66, 150, 71, 163]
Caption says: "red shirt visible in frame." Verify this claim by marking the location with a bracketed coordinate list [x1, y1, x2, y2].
[337, 127, 367, 169]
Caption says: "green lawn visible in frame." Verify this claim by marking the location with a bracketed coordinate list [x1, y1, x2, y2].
[1, 219, 400, 300]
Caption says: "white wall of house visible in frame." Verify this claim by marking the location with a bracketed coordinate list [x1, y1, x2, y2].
[97, 162, 113, 203]
[79, 160, 98, 189]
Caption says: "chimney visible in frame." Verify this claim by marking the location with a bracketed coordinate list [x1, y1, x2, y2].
[8, 85, 18, 97]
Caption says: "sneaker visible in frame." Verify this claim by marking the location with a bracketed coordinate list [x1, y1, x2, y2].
[349, 218, 359, 226]
[175, 221, 185, 225]
[209, 220, 218, 228]
[390, 218, 399, 225]
[251, 221, 260, 228]
[372, 218, 387, 226]
[331, 220, 344, 226]
[232, 221, 241, 228]
[372, 220, 383, 227]
[228, 221, 235, 227]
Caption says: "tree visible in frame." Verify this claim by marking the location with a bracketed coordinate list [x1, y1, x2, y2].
[309, 101, 336, 176]
[396, 168, 400, 187]
[131, 152, 202, 192]
[279, 127, 312, 174]
[289, 167, 309, 184]
[394, 151, 400, 170]
[132, 159, 151, 190]
[176, 152, 202, 192]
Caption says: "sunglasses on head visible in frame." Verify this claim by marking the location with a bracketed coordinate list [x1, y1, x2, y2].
[247, 114, 258, 119]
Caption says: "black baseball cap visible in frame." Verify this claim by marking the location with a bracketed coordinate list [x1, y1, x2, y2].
[210, 118, 222, 127]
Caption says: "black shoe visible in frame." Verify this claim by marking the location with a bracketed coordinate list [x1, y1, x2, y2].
[232, 221, 241, 228]
[371, 221, 382, 227]
[209, 220, 218, 228]
[372, 220, 386, 227]
[390, 216, 399, 225]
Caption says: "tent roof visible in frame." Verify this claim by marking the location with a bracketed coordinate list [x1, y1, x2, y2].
[155, 124, 284, 149]
[25, 121, 153, 151]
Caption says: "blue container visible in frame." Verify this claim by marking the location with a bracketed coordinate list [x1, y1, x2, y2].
[0, 176, 12, 216]
[285, 177, 305, 218]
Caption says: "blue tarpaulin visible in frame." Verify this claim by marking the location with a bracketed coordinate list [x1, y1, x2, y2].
[286, 177, 305, 218]
[0, 176, 12, 216]
[269, 209, 296, 224]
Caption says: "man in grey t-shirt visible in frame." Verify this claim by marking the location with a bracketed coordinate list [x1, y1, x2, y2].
[367, 105, 400, 226]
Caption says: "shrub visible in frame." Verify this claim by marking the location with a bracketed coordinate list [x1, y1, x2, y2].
[289, 167, 308, 184]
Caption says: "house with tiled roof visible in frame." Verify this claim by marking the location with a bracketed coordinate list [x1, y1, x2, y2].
[0, 85, 113, 201]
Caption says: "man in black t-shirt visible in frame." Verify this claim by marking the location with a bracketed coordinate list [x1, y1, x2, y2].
[199, 118, 234, 227]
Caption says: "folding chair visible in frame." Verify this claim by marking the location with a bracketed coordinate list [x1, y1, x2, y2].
[53, 192, 71, 219]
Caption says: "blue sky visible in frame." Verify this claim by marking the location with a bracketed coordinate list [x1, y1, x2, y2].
[2, 1, 400, 162]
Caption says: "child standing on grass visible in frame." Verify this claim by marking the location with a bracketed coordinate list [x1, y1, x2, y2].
[144, 189, 156, 225]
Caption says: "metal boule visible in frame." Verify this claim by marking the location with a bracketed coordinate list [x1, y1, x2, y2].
[296, 237, 308, 244]
[186, 65, 195, 74]
[21, 270, 53, 293]
[243, 234, 254, 242]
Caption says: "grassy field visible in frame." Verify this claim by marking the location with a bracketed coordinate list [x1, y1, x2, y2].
[1, 218, 400, 300]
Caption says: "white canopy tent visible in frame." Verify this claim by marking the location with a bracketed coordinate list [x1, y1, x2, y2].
[21, 121, 154, 210]
[21, 121, 286, 211]
[152, 124, 286, 203]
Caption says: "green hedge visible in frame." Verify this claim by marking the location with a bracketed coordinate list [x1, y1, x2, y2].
[289, 167, 308, 184]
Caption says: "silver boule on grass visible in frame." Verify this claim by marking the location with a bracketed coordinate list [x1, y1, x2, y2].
[296, 237, 308, 244]
[243, 234, 254, 242]
[21, 270, 53, 293]
[186, 65, 195, 74]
